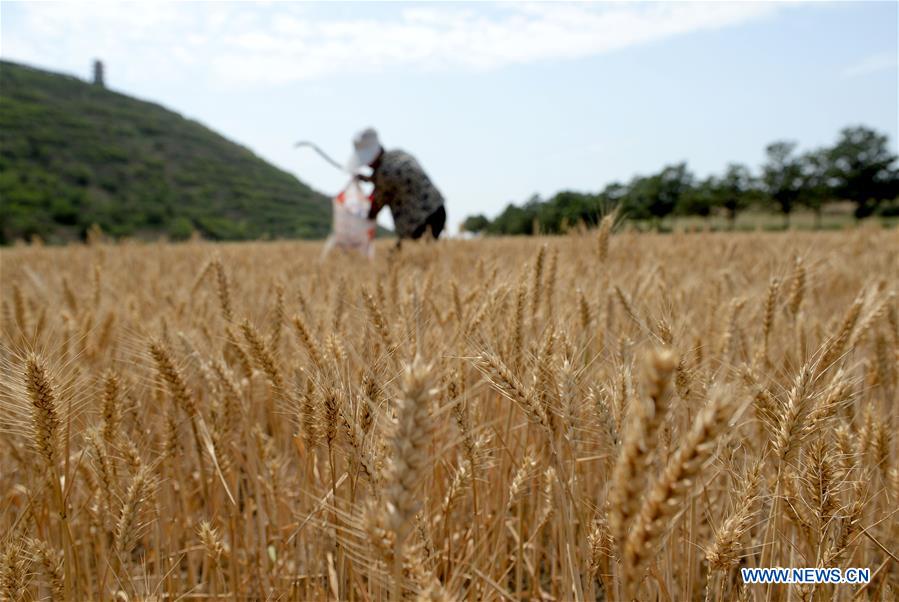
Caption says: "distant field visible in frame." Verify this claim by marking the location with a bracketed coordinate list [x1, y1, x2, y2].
[626, 208, 898, 233]
[1, 229, 896, 601]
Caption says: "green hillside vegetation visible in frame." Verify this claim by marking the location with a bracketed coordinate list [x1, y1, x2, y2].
[0, 60, 331, 244]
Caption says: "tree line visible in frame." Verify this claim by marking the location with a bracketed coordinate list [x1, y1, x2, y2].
[463, 126, 899, 235]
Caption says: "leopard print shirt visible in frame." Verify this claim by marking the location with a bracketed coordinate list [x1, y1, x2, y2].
[372, 150, 444, 238]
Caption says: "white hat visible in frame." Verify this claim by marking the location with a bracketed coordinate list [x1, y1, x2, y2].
[346, 128, 382, 172]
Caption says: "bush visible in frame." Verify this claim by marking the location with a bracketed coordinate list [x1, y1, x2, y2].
[167, 216, 194, 241]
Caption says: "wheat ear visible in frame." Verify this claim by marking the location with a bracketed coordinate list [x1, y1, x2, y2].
[608, 348, 677, 547]
[26, 354, 60, 471]
[622, 390, 733, 597]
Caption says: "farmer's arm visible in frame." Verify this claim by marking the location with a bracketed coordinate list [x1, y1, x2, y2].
[366, 170, 395, 220]
[368, 181, 392, 220]
[368, 197, 383, 220]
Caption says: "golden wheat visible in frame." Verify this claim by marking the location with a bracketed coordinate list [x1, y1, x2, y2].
[0, 227, 896, 601]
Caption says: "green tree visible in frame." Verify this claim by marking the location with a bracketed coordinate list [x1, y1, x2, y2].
[762, 142, 804, 227]
[537, 191, 602, 233]
[462, 214, 490, 233]
[620, 175, 652, 221]
[678, 176, 715, 219]
[716, 163, 756, 228]
[796, 150, 830, 229]
[826, 126, 899, 218]
[167, 216, 194, 241]
[653, 163, 694, 223]
[488, 200, 539, 235]
[624, 163, 694, 229]
[463, 125, 898, 235]
[598, 181, 627, 212]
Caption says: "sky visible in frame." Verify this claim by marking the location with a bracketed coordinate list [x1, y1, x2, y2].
[1, 1, 897, 232]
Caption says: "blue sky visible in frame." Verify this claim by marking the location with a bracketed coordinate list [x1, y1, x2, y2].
[2, 2, 896, 232]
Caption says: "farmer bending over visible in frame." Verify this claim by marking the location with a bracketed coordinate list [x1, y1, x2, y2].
[348, 128, 446, 243]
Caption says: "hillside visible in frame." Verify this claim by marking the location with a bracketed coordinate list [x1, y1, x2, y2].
[0, 60, 331, 243]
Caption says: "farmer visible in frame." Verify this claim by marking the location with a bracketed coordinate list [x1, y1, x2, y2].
[347, 128, 446, 243]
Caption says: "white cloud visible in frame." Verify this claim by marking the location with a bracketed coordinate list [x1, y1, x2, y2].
[842, 51, 898, 79]
[1, 2, 781, 88]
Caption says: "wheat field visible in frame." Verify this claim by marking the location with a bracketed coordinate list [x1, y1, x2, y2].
[1, 225, 897, 601]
